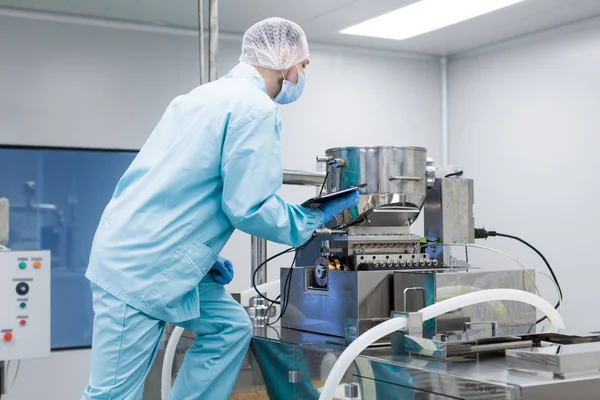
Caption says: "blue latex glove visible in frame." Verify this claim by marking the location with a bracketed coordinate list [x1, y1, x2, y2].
[210, 256, 234, 285]
[319, 189, 360, 224]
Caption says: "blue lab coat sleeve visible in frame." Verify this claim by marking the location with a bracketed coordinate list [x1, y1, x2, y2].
[221, 109, 324, 248]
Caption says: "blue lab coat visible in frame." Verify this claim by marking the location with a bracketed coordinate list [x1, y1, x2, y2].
[85, 62, 324, 323]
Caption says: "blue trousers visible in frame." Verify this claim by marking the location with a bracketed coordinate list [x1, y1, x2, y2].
[82, 278, 253, 400]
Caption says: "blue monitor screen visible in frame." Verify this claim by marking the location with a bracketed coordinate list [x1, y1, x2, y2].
[0, 146, 137, 349]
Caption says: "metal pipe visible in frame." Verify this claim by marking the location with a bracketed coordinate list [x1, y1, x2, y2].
[441, 57, 449, 165]
[251, 236, 268, 287]
[208, 0, 218, 82]
[197, 0, 205, 84]
[282, 169, 326, 186]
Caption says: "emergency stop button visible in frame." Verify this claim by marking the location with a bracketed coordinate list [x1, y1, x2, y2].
[3, 332, 13, 342]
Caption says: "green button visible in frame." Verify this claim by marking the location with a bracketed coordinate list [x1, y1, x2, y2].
[18, 262, 26, 269]
[20, 302, 26, 309]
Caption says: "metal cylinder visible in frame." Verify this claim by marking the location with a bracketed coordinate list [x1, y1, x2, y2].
[208, 0, 218, 81]
[324, 146, 434, 226]
[251, 236, 268, 287]
[282, 169, 326, 186]
[197, 0, 205, 84]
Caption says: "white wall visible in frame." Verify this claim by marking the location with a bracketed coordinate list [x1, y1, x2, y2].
[0, 12, 442, 399]
[448, 16, 600, 333]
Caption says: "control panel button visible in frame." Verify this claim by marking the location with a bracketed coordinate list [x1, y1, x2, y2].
[19, 320, 26, 327]
[19, 302, 27, 309]
[16, 282, 29, 296]
[33, 261, 41, 268]
[3, 332, 13, 342]
[18, 262, 26, 269]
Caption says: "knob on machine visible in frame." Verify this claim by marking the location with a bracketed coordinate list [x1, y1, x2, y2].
[313, 257, 330, 287]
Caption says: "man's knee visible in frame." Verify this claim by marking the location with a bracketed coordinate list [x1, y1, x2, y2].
[230, 305, 253, 344]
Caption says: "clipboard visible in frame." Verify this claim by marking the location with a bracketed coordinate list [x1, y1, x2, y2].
[301, 183, 367, 208]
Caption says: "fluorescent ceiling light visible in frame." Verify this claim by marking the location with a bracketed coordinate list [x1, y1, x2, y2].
[341, 0, 525, 40]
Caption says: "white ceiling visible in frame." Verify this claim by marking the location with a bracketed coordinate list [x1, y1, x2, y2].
[2, 0, 600, 56]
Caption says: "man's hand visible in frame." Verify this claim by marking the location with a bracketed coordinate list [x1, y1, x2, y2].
[210, 256, 234, 285]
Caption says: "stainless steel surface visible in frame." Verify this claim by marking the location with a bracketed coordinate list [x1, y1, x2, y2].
[324, 146, 432, 227]
[281, 269, 393, 338]
[0, 199, 8, 246]
[283, 169, 326, 186]
[424, 177, 475, 265]
[289, 370, 300, 384]
[197, 0, 205, 85]
[507, 340, 600, 376]
[392, 270, 537, 339]
[208, 0, 218, 82]
[426, 157, 436, 188]
[284, 267, 530, 340]
[242, 327, 600, 399]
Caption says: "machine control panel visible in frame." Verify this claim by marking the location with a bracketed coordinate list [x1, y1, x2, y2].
[0, 250, 51, 361]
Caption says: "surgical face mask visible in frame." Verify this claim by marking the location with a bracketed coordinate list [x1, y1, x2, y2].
[274, 66, 305, 105]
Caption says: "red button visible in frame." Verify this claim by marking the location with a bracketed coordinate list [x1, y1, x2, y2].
[3, 332, 12, 341]
[19, 320, 26, 327]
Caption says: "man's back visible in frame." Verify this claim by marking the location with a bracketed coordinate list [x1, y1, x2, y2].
[85, 63, 279, 322]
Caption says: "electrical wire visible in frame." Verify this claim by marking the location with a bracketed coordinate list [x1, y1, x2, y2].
[444, 170, 464, 178]
[252, 247, 295, 305]
[251, 236, 316, 306]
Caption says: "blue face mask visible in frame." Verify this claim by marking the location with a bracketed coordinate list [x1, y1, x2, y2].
[274, 66, 305, 105]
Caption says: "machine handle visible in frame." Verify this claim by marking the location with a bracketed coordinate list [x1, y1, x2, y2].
[389, 176, 423, 182]
[403, 287, 426, 312]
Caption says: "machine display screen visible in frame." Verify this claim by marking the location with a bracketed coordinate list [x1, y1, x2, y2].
[0, 145, 137, 349]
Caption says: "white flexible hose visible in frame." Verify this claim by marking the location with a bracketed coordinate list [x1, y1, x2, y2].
[239, 279, 280, 305]
[318, 289, 565, 400]
[161, 279, 281, 400]
[161, 326, 184, 400]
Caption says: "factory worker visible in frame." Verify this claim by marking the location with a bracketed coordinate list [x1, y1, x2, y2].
[82, 17, 359, 400]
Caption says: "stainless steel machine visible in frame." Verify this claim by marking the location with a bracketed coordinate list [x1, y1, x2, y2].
[239, 145, 600, 399]
[281, 146, 535, 342]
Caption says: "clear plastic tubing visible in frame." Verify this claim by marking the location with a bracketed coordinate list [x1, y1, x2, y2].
[318, 289, 565, 400]
[238, 279, 280, 304]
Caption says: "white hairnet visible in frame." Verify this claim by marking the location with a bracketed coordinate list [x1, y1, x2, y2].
[239, 17, 309, 70]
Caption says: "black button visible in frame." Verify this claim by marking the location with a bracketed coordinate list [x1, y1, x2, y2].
[16, 282, 29, 296]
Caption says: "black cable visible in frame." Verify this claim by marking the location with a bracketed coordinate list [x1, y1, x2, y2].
[319, 167, 330, 196]
[252, 247, 295, 304]
[475, 228, 562, 324]
[444, 170, 464, 178]
[251, 236, 316, 305]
